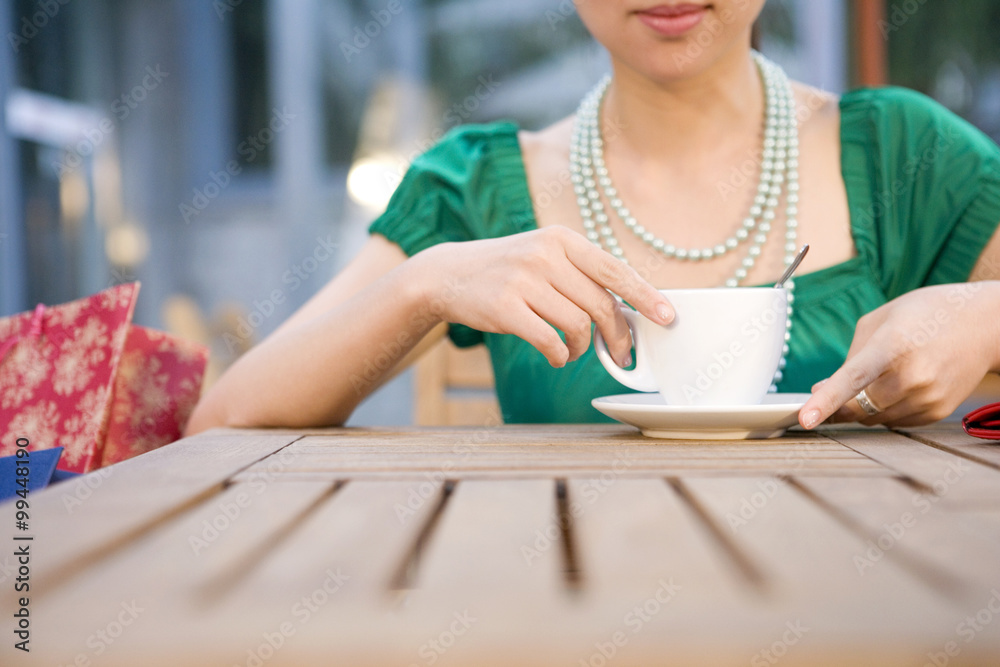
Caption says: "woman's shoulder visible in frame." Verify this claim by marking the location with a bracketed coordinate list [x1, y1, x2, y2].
[839, 86, 999, 160]
[840, 85, 952, 118]
[416, 120, 522, 166]
[517, 116, 575, 184]
[377, 121, 522, 198]
[394, 121, 529, 196]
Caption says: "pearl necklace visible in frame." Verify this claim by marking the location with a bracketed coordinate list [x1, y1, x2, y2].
[570, 51, 798, 389]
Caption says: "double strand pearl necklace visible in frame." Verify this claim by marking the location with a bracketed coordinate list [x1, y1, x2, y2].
[569, 51, 798, 388]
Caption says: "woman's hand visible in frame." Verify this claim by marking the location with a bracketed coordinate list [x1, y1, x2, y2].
[408, 226, 675, 368]
[799, 282, 1000, 429]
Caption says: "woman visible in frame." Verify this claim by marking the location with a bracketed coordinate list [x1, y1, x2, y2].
[186, 1, 1000, 434]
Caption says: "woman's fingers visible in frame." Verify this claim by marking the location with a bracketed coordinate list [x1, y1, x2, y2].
[505, 302, 571, 367]
[856, 378, 962, 427]
[560, 229, 674, 325]
[523, 286, 597, 364]
[444, 227, 672, 369]
[549, 270, 633, 365]
[834, 372, 903, 425]
[799, 344, 892, 429]
[813, 346, 964, 428]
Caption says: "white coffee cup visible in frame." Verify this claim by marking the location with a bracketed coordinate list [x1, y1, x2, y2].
[594, 288, 788, 406]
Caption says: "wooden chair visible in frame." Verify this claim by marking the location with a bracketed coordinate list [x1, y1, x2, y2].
[414, 338, 502, 426]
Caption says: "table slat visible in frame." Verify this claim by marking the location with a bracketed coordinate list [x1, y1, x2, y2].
[566, 477, 743, 600]
[823, 430, 1000, 507]
[240, 433, 889, 478]
[414, 479, 566, 602]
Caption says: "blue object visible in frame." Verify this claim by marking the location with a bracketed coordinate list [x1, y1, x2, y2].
[50, 468, 81, 483]
[0, 446, 65, 502]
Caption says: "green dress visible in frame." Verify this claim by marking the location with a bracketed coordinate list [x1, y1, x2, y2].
[369, 87, 1000, 423]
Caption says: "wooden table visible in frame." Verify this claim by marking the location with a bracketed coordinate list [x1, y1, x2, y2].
[4, 424, 1000, 666]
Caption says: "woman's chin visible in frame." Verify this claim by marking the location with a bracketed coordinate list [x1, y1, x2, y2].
[606, 29, 753, 86]
[614, 51, 731, 86]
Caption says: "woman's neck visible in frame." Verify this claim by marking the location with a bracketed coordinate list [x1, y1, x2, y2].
[601, 44, 764, 163]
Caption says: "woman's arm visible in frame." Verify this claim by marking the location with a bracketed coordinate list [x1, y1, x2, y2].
[969, 222, 1000, 283]
[185, 235, 440, 433]
[186, 226, 674, 434]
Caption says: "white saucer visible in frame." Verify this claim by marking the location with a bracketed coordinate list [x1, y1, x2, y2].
[591, 393, 811, 440]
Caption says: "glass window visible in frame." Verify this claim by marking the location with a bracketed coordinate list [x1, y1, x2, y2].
[231, 0, 273, 170]
[886, 0, 1000, 142]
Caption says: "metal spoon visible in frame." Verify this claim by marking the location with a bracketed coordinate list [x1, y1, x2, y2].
[774, 244, 809, 289]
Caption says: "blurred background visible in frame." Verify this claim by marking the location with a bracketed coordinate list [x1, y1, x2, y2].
[1, 0, 999, 425]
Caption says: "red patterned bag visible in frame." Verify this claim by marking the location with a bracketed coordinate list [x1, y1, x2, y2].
[0, 283, 208, 472]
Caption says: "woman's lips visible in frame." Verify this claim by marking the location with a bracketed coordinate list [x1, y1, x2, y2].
[636, 4, 708, 37]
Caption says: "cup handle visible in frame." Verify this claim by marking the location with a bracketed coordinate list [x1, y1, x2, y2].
[593, 307, 659, 392]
